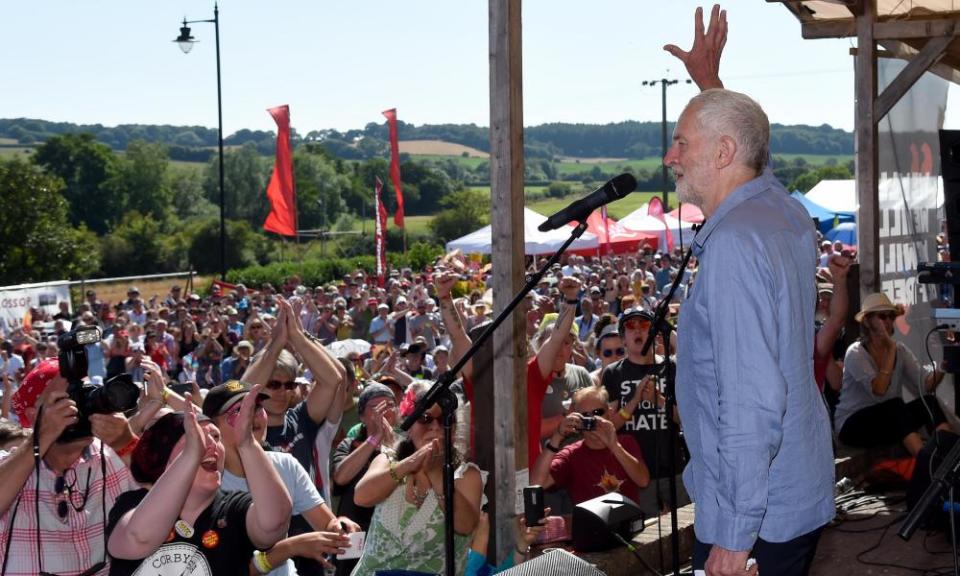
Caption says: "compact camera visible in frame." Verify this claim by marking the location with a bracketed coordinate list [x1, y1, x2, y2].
[580, 416, 597, 431]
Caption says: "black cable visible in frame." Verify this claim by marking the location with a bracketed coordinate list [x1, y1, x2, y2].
[612, 532, 666, 576]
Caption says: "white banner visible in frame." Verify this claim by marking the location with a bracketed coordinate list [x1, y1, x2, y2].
[0, 281, 71, 335]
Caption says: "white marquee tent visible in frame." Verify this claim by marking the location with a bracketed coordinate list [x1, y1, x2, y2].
[618, 203, 697, 250]
[445, 207, 599, 255]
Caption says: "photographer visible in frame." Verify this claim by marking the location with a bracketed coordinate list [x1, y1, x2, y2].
[529, 386, 648, 509]
[0, 358, 139, 575]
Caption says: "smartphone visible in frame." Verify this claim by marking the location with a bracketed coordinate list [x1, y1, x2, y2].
[523, 485, 545, 526]
[170, 382, 194, 396]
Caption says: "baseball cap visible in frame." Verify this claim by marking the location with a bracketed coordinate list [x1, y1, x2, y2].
[202, 380, 269, 419]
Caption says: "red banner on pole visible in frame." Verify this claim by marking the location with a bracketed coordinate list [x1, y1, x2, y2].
[375, 177, 388, 288]
[382, 108, 405, 227]
[263, 105, 297, 237]
[648, 196, 674, 253]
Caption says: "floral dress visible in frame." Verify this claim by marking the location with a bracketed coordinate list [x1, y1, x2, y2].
[350, 463, 477, 576]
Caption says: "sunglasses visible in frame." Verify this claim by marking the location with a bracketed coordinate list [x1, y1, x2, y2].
[54, 468, 91, 520]
[873, 311, 898, 321]
[601, 347, 625, 358]
[622, 318, 651, 331]
[579, 407, 607, 418]
[266, 379, 297, 391]
[417, 412, 454, 426]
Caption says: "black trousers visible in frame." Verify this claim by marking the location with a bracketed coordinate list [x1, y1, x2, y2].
[839, 395, 946, 447]
[692, 527, 823, 576]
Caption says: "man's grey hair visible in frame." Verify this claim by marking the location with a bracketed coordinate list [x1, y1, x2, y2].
[688, 88, 769, 174]
[251, 348, 300, 381]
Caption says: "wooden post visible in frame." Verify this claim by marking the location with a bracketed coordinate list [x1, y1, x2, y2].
[487, 0, 527, 564]
[855, 0, 880, 297]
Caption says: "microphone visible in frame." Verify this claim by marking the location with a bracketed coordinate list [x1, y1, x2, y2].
[537, 173, 637, 232]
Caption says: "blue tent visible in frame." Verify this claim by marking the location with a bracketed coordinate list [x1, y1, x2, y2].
[826, 221, 857, 246]
[790, 191, 855, 234]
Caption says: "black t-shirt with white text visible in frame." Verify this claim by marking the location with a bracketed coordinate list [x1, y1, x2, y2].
[107, 489, 253, 576]
[602, 358, 685, 479]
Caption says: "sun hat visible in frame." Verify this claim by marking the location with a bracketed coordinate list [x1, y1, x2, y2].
[854, 293, 901, 323]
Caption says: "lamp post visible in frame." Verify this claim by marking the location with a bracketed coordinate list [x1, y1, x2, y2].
[175, 4, 226, 281]
[642, 77, 692, 212]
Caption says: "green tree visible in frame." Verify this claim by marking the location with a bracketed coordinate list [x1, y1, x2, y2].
[293, 149, 350, 230]
[169, 168, 217, 220]
[204, 143, 269, 223]
[428, 188, 489, 244]
[100, 212, 172, 276]
[0, 159, 100, 283]
[108, 140, 172, 221]
[187, 218, 264, 274]
[31, 133, 121, 234]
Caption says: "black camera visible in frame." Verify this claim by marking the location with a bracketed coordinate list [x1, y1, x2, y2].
[581, 416, 597, 431]
[57, 325, 140, 443]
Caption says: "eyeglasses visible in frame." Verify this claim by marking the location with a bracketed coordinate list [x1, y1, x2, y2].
[622, 318, 651, 331]
[54, 467, 91, 520]
[579, 407, 606, 418]
[266, 380, 297, 391]
[601, 347, 625, 358]
[874, 311, 898, 321]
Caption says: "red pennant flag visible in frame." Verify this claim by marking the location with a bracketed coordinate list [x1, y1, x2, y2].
[648, 196, 674, 253]
[374, 177, 388, 288]
[263, 105, 297, 237]
[382, 108, 405, 227]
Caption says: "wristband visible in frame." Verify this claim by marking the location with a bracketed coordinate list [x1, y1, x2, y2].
[253, 550, 273, 574]
[115, 436, 140, 458]
[544, 441, 561, 453]
[618, 408, 632, 421]
[161, 387, 170, 403]
[389, 459, 407, 485]
[366, 434, 381, 448]
[565, 299, 579, 305]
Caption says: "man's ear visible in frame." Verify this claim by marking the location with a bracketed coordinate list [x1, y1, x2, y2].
[715, 135, 738, 169]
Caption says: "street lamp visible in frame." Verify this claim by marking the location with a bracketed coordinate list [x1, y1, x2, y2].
[175, 4, 226, 281]
[642, 77, 692, 212]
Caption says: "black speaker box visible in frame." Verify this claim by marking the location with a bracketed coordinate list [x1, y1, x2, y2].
[498, 549, 606, 576]
[939, 130, 960, 263]
[572, 492, 645, 553]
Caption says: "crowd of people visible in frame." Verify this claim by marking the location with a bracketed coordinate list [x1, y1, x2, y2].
[0, 5, 954, 576]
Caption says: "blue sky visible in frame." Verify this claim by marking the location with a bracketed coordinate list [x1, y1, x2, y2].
[3, 1, 956, 135]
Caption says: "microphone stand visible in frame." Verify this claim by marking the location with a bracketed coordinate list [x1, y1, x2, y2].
[640, 234, 697, 576]
[401, 220, 591, 576]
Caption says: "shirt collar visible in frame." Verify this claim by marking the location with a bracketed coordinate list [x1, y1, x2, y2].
[692, 167, 782, 255]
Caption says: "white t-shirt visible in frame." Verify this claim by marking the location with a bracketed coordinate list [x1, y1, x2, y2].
[221, 451, 326, 576]
[0, 354, 25, 384]
[311, 417, 341, 504]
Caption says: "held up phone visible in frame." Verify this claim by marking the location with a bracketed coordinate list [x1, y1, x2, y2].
[169, 382, 194, 396]
[523, 485, 545, 526]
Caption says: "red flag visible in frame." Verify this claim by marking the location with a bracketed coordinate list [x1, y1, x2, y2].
[382, 108, 405, 227]
[263, 105, 297, 237]
[374, 177, 388, 288]
[648, 196, 674, 253]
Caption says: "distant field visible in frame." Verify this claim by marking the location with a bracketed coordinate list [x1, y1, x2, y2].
[400, 140, 486, 157]
[169, 160, 207, 173]
[0, 138, 20, 145]
[527, 192, 660, 220]
[411, 154, 488, 169]
[775, 153, 852, 165]
[0, 146, 34, 159]
[555, 158, 663, 176]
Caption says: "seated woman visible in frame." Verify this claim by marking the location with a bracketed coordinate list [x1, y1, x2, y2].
[351, 381, 483, 576]
[835, 293, 949, 455]
[106, 392, 292, 575]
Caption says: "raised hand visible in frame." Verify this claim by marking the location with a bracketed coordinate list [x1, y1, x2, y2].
[663, 4, 727, 90]
[233, 384, 263, 448]
[181, 394, 205, 462]
[36, 391, 79, 456]
[828, 253, 851, 281]
[559, 276, 582, 302]
[435, 271, 457, 299]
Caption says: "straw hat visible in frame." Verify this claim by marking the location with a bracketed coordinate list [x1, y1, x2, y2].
[854, 293, 901, 323]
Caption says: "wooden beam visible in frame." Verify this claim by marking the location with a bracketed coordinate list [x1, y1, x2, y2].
[876, 35, 952, 120]
[804, 17, 960, 40]
[488, 0, 527, 564]
[855, 0, 880, 296]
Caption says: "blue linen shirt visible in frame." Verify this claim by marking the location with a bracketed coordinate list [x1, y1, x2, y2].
[675, 168, 835, 551]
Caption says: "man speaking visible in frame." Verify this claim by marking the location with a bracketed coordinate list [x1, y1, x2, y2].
[665, 6, 834, 575]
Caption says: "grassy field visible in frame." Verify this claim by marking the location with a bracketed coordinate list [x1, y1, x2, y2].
[399, 140, 486, 157]
[527, 192, 660, 220]
[0, 146, 34, 160]
[775, 153, 852, 165]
